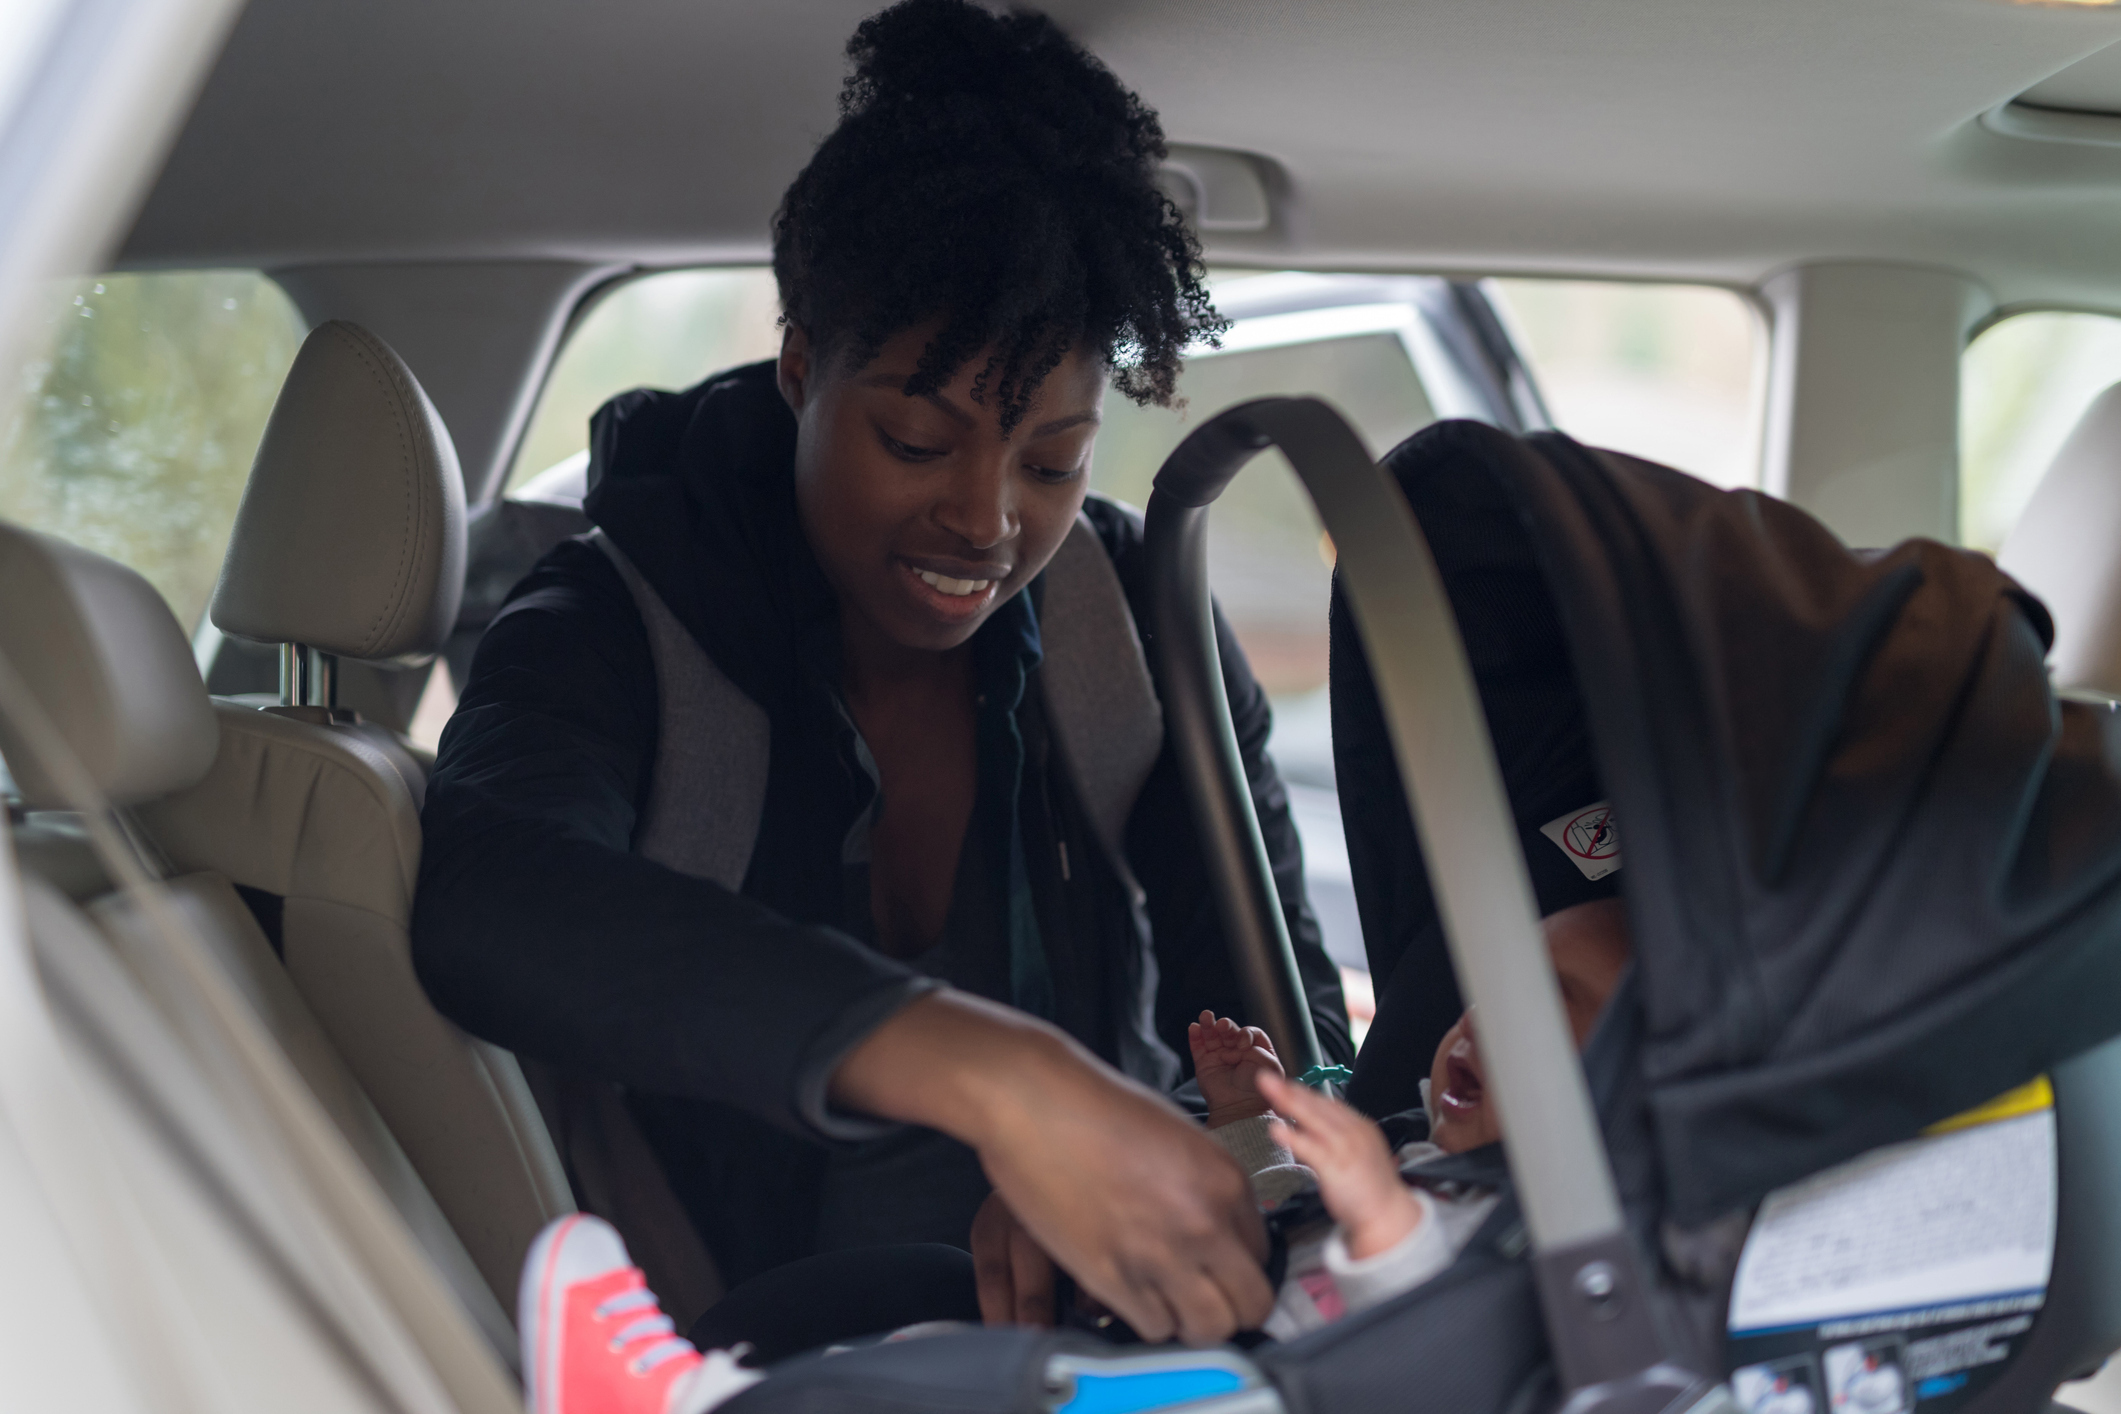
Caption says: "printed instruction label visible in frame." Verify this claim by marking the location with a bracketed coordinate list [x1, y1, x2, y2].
[1726, 1080, 2055, 1414]
[1538, 801, 1620, 881]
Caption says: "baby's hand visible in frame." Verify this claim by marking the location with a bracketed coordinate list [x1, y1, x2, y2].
[1258, 1072, 1424, 1261]
[1188, 1011, 1283, 1127]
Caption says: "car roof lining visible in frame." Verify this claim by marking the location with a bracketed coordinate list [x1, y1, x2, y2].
[118, 0, 2121, 311]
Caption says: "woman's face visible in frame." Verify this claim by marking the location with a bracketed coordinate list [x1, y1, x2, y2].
[780, 322, 1104, 657]
[1425, 898, 1632, 1155]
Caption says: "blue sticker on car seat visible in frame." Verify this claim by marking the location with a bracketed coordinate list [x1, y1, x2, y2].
[1055, 1368, 1247, 1414]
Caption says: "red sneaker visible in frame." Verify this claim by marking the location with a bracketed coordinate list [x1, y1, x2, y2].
[520, 1215, 762, 1414]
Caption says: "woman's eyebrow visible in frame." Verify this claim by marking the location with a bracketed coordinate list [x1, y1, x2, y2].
[857, 372, 974, 427]
[1029, 410, 1100, 437]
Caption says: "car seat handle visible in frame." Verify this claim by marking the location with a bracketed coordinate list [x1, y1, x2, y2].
[1145, 399, 1722, 1409]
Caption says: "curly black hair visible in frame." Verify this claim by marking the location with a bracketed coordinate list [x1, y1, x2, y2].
[772, 0, 1225, 434]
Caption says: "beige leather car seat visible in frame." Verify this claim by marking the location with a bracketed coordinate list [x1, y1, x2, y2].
[1998, 381, 2121, 700]
[132, 321, 571, 1312]
[0, 521, 521, 1405]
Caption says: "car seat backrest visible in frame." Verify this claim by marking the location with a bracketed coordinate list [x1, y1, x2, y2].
[133, 321, 571, 1316]
[1997, 382, 2121, 699]
[6, 859, 521, 1413]
[0, 525, 219, 809]
[0, 522, 519, 1386]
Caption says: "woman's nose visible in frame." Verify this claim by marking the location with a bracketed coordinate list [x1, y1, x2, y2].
[934, 455, 1017, 550]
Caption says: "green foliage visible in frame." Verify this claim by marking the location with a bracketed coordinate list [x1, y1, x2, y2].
[1, 271, 306, 629]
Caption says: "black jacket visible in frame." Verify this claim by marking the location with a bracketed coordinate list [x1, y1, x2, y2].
[412, 362, 1350, 1281]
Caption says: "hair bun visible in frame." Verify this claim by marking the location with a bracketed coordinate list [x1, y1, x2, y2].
[774, 0, 1223, 432]
[841, 0, 1161, 168]
[846, 0, 1039, 107]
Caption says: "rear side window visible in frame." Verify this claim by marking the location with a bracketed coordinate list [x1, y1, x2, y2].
[1092, 312, 1437, 704]
[1961, 311, 2121, 553]
[1486, 278, 1764, 490]
[1, 270, 306, 629]
[507, 269, 783, 492]
[1090, 280, 1458, 1026]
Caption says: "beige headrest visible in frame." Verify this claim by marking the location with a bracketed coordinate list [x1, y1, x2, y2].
[211, 321, 466, 664]
[0, 524, 220, 808]
[1998, 382, 2121, 699]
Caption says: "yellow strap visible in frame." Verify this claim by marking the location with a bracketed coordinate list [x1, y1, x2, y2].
[1925, 1075, 2055, 1135]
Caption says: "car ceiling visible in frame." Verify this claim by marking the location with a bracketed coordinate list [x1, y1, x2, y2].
[123, 0, 2121, 311]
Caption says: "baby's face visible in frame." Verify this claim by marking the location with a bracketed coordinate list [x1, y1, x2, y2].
[1426, 898, 1632, 1154]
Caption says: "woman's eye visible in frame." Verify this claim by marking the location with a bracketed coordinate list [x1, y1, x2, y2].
[1025, 461, 1083, 485]
[880, 431, 942, 461]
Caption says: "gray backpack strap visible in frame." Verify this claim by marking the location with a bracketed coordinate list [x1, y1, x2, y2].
[1041, 508, 1177, 1088]
[1039, 510, 1165, 873]
[589, 531, 771, 891]
[530, 530, 772, 1323]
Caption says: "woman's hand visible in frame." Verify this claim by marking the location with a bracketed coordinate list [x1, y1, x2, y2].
[971, 1192, 1056, 1326]
[831, 990, 1273, 1345]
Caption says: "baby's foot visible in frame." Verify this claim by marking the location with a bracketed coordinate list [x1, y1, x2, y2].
[520, 1214, 763, 1414]
[1188, 1010, 1284, 1127]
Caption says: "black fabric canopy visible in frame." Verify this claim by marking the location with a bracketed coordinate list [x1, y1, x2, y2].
[1337, 418, 2121, 1225]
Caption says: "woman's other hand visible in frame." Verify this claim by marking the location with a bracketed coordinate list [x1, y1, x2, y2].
[832, 990, 1272, 1345]
[971, 1192, 1055, 1326]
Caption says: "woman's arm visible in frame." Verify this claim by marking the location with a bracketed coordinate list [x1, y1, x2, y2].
[832, 990, 1273, 1346]
[412, 542, 929, 1137]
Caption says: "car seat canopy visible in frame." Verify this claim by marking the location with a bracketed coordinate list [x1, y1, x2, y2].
[1392, 419, 2121, 1225]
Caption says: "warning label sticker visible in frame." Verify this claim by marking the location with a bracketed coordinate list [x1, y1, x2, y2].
[1538, 801, 1620, 881]
[1725, 1079, 2056, 1414]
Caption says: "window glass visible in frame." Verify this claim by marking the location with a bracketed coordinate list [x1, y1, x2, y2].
[1, 270, 307, 630]
[1486, 278, 1764, 490]
[507, 269, 783, 492]
[1960, 311, 2121, 554]
[1094, 296, 1442, 1037]
[1093, 326, 1434, 702]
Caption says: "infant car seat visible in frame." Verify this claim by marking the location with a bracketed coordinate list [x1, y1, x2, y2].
[723, 403, 2121, 1414]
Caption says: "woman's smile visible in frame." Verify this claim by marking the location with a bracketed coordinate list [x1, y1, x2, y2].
[897, 554, 1006, 625]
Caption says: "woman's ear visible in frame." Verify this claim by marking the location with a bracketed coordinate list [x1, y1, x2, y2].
[777, 324, 812, 415]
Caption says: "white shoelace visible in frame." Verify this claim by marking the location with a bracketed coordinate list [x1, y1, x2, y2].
[595, 1288, 694, 1374]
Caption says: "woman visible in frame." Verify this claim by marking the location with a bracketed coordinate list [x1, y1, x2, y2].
[413, 0, 1349, 1350]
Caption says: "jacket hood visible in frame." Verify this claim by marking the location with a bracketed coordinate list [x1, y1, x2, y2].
[1371, 419, 2121, 1224]
[582, 360, 815, 709]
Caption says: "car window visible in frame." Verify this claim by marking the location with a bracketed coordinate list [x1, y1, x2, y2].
[506, 268, 783, 493]
[1961, 311, 2121, 554]
[0, 270, 306, 632]
[1486, 278, 1764, 490]
[1092, 288, 1450, 1040]
[1092, 321, 1436, 704]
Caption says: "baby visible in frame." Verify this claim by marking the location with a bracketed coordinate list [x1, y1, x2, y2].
[1187, 896, 1631, 1337]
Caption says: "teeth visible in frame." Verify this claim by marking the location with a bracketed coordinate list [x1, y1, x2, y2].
[916, 569, 993, 597]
